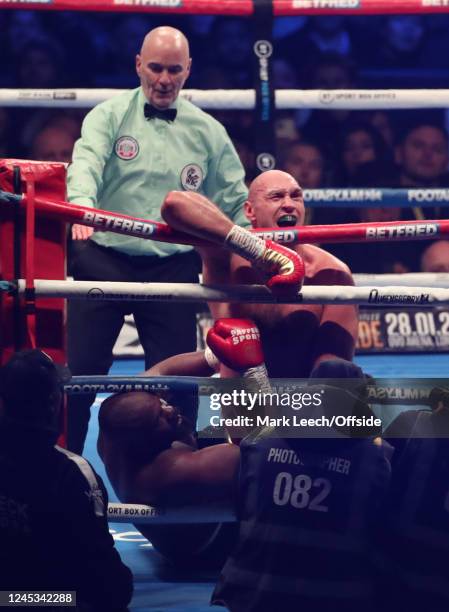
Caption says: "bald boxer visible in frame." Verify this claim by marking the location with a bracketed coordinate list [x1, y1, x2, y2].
[162, 170, 357, 377]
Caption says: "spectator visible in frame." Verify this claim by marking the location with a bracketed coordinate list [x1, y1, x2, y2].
[420, 240, 449, 273]
[0, 349, 133, 610]
[301, 53, 359, 160]
[282, 139, 326, 190]
[29, 125, 77, 163]
[28, 118, 83, 281]
[45, 111, 83, 140]
[273, 16, 309, 43]
[362, 110, 395, 148]
[13, 36, 69, 157]
[304, 51, 357, 91]
[6, 10, 47, 57]
[272, 58, 299, 90]
[365, 15, 449, 73]
[14, 36, 66, 89]
[305, 16, 354, 56]
[228, 126, 256, 186]
[395, 121, 449, 229]
[275, 111, 303, 155]
[17, 110, 82, 162]
[195, 17, 253, 88]
[95, 15, 157, 88]
[320, 120, 392, 231]
[271, 57, 311, 139]
[334, 121, 392, 186]
[47, 11, 103, 87]
[369, 15, 426, 70]
[281, 139, 326, 225]
[278, 16, 355, 67]
[395, 122, 449, 189]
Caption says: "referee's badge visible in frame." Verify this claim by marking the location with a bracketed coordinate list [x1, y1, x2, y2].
[181, 164, 203, 191]
[114, 136, 139, 160]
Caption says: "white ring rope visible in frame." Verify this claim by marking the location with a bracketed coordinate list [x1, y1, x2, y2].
[1, 88, 449, 110]
[12, 279, 445, 306]
[107, 502, 235, 525]
[354, 273, 449, 288]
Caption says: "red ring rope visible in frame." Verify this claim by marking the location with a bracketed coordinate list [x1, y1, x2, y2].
[0, 0, 447, 17]
[2, 190, 447, 246]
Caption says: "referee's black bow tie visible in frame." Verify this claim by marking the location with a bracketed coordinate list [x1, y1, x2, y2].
[144, 103, 177, 121]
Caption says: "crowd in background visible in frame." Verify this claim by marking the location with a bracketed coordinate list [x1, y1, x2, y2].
[1, 11, 449, 273]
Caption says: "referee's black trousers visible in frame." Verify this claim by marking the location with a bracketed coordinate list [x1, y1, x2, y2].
[67, 240, 200, 454]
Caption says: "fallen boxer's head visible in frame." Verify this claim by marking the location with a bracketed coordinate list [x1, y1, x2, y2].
[98, 391, 195, 462]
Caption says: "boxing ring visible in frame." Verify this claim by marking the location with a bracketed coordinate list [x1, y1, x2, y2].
[2, 1, 449, 610]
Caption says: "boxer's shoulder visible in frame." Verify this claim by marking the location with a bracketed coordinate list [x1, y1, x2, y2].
[301, 244, 353, 283]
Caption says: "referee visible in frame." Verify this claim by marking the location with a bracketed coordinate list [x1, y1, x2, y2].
[66, 26, 248, 454]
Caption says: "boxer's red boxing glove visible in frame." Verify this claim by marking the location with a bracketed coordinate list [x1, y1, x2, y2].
[259, 240, 305, 297]
[206, 318, 264, 372]
[224, 225, 304, 297]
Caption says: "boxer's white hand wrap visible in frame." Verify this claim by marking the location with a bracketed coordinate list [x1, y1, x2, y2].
[204, 346, 220, 373]
[225, 225, 265, 261]
[243, 364, 272, 394]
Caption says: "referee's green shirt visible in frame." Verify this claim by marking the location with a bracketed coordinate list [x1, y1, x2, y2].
[67, 88, 249, 257]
